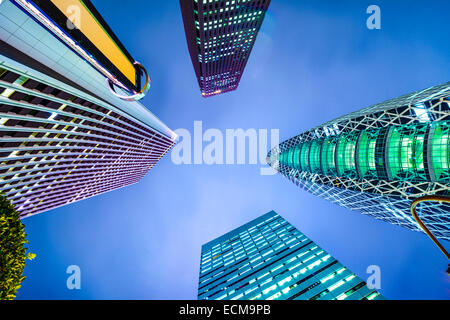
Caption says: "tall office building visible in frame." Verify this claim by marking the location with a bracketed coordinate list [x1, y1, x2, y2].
[268, 83, 450, 241]
[0, 0, 177, 218]
[198, 211, 385, 300]
[180, 0, 271, 97]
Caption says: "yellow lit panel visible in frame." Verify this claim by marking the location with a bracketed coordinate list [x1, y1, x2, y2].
[50, 0, 136, 86]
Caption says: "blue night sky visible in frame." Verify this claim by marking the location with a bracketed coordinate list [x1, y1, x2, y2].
[17, 0, 450, 299]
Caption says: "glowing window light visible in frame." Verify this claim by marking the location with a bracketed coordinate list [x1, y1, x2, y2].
[1, 88, 15, 97]
[413, 103, 431, 122]
[278, 276, 292, 287]
[336, 293, 347, 300]
[231, 293, 244, 300]
[7, 151, 19, 158]
[286, 257, 297, 264]
[267, 292, 282, 300]
[271, 264, 283, 272]
[321, 273, 336, 283]
[258, 272, 270, 280]
[245, 286, 258, 295]
[260, 277, 272, 286]
[328, 280, 345, 292]
[48, 112, 58, 120]
[322, 255, 331, 262]
[307, 260, 321, 270]
[367, 292, 378, 300]
[337, 268, 346, 274]
[262, 284, 277, 295]
[345, 275, 356, 282]
[289, 262, 302, 271]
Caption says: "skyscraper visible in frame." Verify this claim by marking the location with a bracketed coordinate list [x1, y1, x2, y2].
[198, 211, 385, 300]
[0, 0, 177, 218]
[180, 0, 271, 97]
[268, 83, 450, 241]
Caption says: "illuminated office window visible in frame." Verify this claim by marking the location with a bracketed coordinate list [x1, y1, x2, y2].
[198, 211, 385, 300]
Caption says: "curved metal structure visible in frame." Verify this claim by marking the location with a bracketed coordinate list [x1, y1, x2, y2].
[411, 196, 450, 275]
[107, 62, 151, 102]
[269, 82, 450, 241]
[0, 61, 176, 219]
[12, 0, 151, 102]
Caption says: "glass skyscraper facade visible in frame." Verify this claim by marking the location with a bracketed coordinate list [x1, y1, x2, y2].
[268, 83, 450, 241]
[198, 211, 385, 300]
[0, 0, 177, 218]
[180, 0, 271, 97]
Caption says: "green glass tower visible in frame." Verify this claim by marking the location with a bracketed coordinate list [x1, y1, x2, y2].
[268, 82, 450, 241]
[198, 211, 385, 300]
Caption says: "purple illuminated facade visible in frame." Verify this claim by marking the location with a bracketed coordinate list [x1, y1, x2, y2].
[0, 56, 177, 219]
[0, 1, 177, 218]
[180, 0, 271, 97]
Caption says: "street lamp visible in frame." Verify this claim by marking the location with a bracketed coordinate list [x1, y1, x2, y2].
[410, 196, 450, 275]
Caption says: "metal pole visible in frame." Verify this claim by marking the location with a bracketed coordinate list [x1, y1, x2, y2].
[410, 196, 450, 275]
